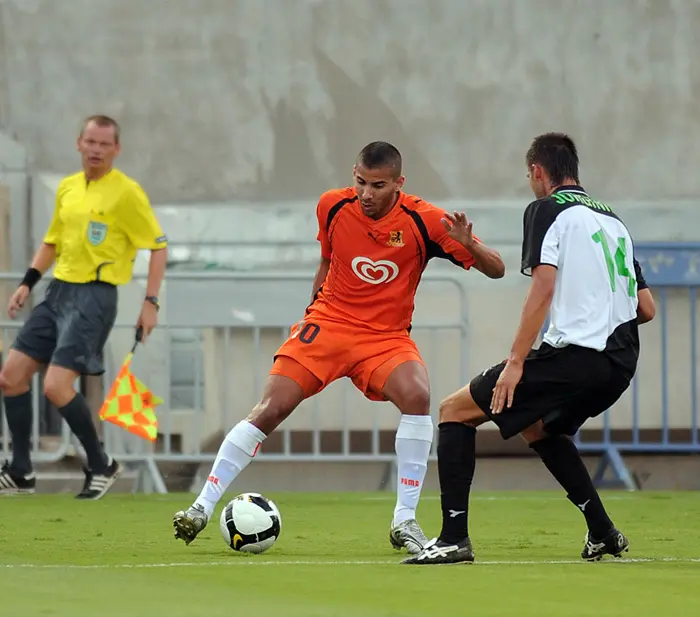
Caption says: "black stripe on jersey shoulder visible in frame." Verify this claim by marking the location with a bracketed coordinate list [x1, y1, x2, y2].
[326, 195, 357, 232]
[400, 205, 428, 268]
[400, 204, 462, 268]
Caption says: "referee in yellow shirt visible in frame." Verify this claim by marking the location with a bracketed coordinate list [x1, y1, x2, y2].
[0, 115, 168, 499]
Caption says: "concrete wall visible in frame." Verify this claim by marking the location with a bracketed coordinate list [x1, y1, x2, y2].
[1, 0, 700, 203]
[0, 132, 29, 269]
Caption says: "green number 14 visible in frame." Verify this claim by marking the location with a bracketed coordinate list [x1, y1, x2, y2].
[591, 230, 636, 298]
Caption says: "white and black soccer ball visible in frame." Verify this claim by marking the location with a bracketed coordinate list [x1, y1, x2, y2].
[219, 492, 282, 554]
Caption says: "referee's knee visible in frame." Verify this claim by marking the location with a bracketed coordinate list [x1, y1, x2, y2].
[43, 369, 78, 408]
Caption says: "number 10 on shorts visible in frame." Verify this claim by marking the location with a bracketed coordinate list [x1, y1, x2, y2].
[291, 322, 321, 344]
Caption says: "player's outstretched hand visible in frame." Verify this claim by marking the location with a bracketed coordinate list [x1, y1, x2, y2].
[490, 360, 523, 414]
[441, 211, 474, 247]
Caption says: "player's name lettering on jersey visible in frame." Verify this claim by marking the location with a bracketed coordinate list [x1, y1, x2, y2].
[351, 256, 400, 285]
[553, 190, 613, 213]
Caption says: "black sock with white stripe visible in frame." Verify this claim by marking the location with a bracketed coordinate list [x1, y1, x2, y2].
[4, 392, 33, 476]
[437, 422, 476, 544]
[530, 435, 614, 539]
[58, 394, 109, 474]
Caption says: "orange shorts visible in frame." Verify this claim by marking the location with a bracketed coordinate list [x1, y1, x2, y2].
[270, 317, 424, 401]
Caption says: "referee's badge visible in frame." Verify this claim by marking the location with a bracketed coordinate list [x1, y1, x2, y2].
[87, 221, 108, 246]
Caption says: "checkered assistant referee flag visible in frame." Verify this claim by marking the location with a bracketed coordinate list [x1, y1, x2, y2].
[98, 327, 162, 442]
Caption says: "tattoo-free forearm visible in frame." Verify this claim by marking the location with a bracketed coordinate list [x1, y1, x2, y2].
[467, 241, 506, 279]
[508, 269, 555, 364]
[30, 243, 57, 275]
[146, 248, 167, 296]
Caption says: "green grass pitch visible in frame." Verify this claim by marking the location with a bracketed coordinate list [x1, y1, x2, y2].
[2, 491, 700, 616]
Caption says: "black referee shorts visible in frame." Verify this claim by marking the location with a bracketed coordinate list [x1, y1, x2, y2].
[469, 343, 633, 440]
[13, 280, 118, 375]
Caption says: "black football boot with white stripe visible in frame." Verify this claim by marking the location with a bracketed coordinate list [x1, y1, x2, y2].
[0, 461, 36, 494]
[75, 458, 123, 500]
[581, 528, 629, 561]
[401, 537, 475, 565]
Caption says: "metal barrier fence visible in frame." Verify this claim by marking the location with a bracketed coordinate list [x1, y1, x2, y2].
[0, 271, 469, 493]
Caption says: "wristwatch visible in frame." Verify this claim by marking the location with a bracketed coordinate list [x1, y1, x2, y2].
[145, 295, 160, 311]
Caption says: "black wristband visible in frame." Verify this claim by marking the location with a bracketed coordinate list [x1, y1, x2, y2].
[21, 268, 42, 291]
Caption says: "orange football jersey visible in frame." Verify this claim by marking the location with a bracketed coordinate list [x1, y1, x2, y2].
[308, 187, 477, 332]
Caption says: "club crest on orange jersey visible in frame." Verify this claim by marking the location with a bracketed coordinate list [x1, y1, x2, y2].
[387, 230, 404, 247]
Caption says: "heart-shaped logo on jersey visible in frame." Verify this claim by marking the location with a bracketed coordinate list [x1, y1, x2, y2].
[351, 256, 400, 285]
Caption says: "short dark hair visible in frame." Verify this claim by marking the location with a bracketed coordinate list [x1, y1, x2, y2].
[81, 114, 120, 144]
[357, 141, 402, 177]
[526, 132, 579, 185]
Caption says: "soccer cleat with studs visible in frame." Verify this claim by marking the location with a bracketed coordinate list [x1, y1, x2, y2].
[389, 518, 429, 555]
[581, 528, 629, 561]
[0, 461, 36, 495]
[401, 537, 475, 565]
[173, 504, 209, 545]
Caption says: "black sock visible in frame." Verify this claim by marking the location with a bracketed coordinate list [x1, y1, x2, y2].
[530, 435, 614, 539]
[58, 394, 109, 474]
[4, 392, 33, 476]
[437, 422, 476, 544]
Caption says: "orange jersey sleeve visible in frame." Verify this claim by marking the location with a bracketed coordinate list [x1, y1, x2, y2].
[409, 200, 478, 269]
[315, 188, 357, 259]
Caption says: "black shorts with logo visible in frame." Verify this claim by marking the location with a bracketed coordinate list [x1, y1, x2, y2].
[12, 280, 118, 375]
[469, 343, 635, 440]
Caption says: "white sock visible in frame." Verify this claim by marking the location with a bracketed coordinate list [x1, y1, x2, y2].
[393, 414, 434, 526]
[194, 420, 266, 518]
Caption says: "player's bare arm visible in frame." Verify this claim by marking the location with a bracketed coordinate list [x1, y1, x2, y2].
[491, 264, 556, 414]
[311, 256, 331, 301]
[637, 288, 655, 324]
[441, 211, 505, 278]
[633, 259, 655, 324]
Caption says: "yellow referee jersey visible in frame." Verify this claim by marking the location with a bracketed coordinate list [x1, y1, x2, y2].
[44, 169, 168, 286]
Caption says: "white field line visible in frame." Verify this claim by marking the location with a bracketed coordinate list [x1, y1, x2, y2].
[2, 557, 700, 570]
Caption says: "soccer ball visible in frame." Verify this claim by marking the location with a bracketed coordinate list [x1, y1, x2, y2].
[219, 492, 282, 554]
